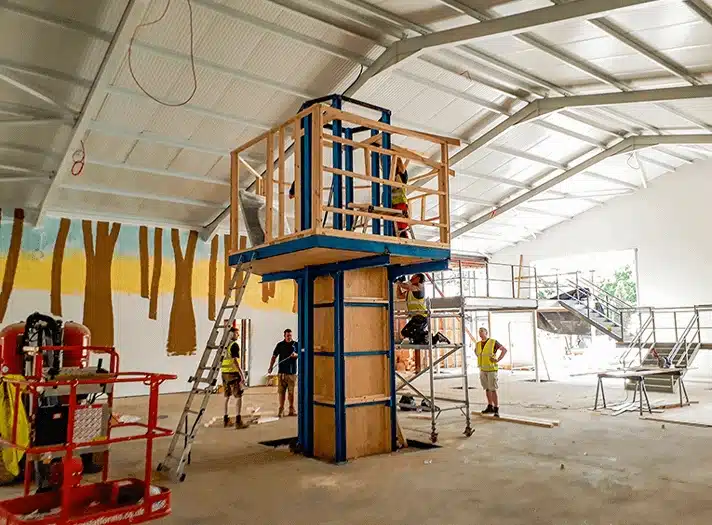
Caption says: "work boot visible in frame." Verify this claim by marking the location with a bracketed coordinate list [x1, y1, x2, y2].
[287, 408, 297, 417]
[493, 407, 500, 418]
[223, 415, 231, 428]
[278, 407, 284, 418]
[235, 416, 249, 429]
[481, 405, 494, 414]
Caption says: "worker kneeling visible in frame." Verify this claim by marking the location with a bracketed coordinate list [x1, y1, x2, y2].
[398, 274, 429, 344]
[222, 327, 248, 429]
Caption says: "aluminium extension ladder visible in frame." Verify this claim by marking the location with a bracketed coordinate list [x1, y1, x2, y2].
[157, 255, 254, 482]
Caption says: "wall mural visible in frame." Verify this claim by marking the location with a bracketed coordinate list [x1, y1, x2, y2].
[0, 209, 296, 355]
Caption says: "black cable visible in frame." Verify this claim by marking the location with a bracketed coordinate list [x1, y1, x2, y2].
[341, 64, 364, 96]
[128, 0, 197, 107]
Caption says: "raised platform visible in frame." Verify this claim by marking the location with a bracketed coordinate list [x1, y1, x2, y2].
[228, 231, 450, 275]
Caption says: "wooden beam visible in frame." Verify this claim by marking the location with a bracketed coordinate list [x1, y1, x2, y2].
[439, 143, 450, 244]
[293, 120, 301, 232]
[324, 107, 460, 146]
[325, 135, 441, 170]
[473, 412, 559, 428]
[324, 166, 445, 196]
[324, 206, 446, 229]
[278, 127, 286, 237]
[312, 107, 323, 232]
[230, 151, 239, 252]
[265, 132, 274, 242]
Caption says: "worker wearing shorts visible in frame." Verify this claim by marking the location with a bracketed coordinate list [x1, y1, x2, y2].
[475, 327, 507, 418]
[221, 328, 247, 428]
[268, 329, 298, 417]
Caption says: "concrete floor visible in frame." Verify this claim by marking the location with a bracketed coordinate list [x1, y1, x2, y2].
[4, 374, 712, 524]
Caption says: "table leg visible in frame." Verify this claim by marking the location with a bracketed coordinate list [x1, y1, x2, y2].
[680, 376, 690, 404]
[594, 377, 600, 410]
[601, 378, 607, 409]
[639, 379, 643, 416]
[641, 379, 652, 414]
[679, 374, 683, 407]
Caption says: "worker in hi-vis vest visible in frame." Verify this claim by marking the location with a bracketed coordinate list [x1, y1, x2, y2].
[391, 157, 410, 238]
[222, 327, 248, 429]
[475, 327, 507, 418]
[397, 273, 428, 344]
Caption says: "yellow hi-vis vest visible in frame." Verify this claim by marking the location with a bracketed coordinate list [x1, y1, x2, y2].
[476, 339, 498, 372]
[406, 290, 427, 315]
[392, 186, 407, 205]
[221, 342, 240, 374]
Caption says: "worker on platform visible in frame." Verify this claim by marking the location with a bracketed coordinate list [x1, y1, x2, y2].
[222, 327, 247, 429]
[391, 157, 410, 238]
[398, 273, 429, 344]
[475, 327, 507, 418]
[268, 329, 298, 417]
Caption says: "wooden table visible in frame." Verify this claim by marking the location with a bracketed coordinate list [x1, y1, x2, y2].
[594, 368, 689, 416]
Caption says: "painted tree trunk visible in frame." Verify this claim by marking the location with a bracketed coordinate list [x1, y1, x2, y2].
[167, 229, 198, 356]
[0, 209, 24, 323]
[82, 221, 120, 347]
[50, 218, 71, 316]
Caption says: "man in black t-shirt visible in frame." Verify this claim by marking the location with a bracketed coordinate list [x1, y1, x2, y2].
[268, 329, 298, 417]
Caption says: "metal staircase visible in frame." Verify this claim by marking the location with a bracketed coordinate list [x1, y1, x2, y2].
[538, 272, 632, 342]
[618, 307, 704, 392]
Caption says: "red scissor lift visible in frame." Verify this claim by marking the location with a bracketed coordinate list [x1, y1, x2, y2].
[0, 345, 176, 524]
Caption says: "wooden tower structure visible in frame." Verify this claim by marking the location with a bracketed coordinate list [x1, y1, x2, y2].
[228, 95, 459, 462]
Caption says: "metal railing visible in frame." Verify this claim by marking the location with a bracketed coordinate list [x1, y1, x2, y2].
[668, 307, 704, 368]
[619, 312, 655, 368]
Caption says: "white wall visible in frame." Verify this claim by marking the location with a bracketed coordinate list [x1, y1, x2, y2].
[3, 290, 297, 397]
[493, 159, 712, 308]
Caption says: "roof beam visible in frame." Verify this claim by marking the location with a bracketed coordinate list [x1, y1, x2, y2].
[450, 85, 712, 167]
[452, 134, 712, 237]
[35, 0, 152, 226]
[0, 71, 76, 117]
[84, 158, 230, 186]
[359, 0, 660, 83]
[61, 181, 227, 209]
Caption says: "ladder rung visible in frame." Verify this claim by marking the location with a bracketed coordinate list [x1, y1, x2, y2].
[184, 409, 202, 416]
[224, 303, 238, 309]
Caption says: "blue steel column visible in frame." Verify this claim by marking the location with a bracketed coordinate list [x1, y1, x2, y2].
[344, 128, 354, 231]
[370, 128, 381, 235]
[387, 276, 397, 451]
[333, 271, 347, 462]
[297, 268, 314, 456]
[301, 114, 312, 230]
[331, 98, 343, 230]
[297, 276, 305, 448]
[380, 112, 394, 237]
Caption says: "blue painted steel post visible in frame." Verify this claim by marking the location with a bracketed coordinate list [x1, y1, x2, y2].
[370, 128, 381, 235]
[297, 268, 314, 456]
[333, 271, 347, 462]
[331, 98, 343, 230]
[301, 114, 312, 230]
[344, 128, 354, 231]
[387, 276, 398, 451]
[297, 276, 305, 449]
[380, 112, 394, 237]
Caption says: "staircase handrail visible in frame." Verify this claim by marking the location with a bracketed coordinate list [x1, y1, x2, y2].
[559, 276, 624, 331]
[619, 313, 655, 368]
[667, 309, 700, 367]
[535, 271, 633, 311]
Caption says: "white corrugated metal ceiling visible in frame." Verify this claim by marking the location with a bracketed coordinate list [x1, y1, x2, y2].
[2, 0, 712, 253]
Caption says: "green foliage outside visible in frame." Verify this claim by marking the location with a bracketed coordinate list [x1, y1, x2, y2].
[599, 264, 637, 305]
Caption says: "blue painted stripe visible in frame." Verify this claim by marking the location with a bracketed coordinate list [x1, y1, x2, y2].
[388, 281, 397, 451]
[345, 399, 391, 408]
[333, 272, 347, 463]
[345, 350, 389, 356]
